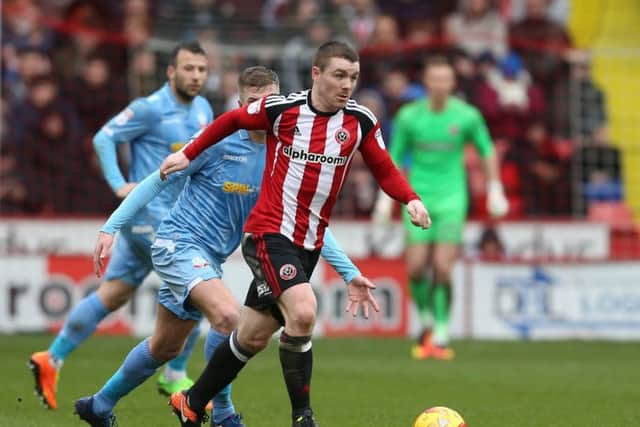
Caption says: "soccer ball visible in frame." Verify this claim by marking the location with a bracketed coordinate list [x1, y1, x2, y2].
[412, 406, 466, 427]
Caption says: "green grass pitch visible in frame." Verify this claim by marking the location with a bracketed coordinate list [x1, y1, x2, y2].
[1, 335, 639, 426]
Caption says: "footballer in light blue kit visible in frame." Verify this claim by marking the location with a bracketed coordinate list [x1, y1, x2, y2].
[75, 67, 370, 427]
[29, 41, 212, 412]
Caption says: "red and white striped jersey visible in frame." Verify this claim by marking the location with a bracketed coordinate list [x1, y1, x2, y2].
[183, 90, 419, 250]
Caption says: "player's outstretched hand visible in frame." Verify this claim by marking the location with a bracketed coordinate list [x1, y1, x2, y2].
[345, 276, 380, 319]
[93, 232, 115, 278]
[115, 182, 137, 199]
[160, 151, 190, 180]
[407, 199, 431, 229]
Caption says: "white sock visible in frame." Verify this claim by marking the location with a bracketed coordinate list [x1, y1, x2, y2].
[163, 366, 186, 382]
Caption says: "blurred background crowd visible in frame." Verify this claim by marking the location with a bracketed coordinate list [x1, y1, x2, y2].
[0, 0, 626, 221]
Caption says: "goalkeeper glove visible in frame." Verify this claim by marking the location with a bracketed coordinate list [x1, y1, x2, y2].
[371, 190, 394, 225]
[487, 180, 509, 218]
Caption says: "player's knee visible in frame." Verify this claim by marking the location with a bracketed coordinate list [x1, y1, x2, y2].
[97, 282, 133, 311]
[149, 341, 182, 363]
[288, 305, 316, 333]
[210, 305, 240, 335]
[433, 267, 452, 284]
[242, 333, 271, 354]
[105, 293, 130, 311]
[407, 267, 424, 282]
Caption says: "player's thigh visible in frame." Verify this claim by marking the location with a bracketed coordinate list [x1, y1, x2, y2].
[151, 237, 224, 324]
[103, 231, 154, 289]
[149, 304, 198, 362]
[236, 306, 281, 353]
[95, 279, 136, 311]
[404, 243, 433, 279]
[277, 283, 317, 332]
[432, 243, 460, 282]
[241, 233, 320, 334]
[189, 278, 240, 334]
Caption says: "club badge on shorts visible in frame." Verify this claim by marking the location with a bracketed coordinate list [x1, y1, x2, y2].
[279, 264, 297, 280]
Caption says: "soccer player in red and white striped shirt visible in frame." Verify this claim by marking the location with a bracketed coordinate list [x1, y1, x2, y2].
[163, 41, 431, 427]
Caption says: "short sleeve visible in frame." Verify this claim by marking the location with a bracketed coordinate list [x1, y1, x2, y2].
[100, 98, 153, 144]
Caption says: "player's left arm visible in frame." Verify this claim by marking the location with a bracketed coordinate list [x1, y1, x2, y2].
[468, 108, 508, 217]
[93, 158, 202, 276]
[360, 124, 431, 229]
[320, 228, 380, 319]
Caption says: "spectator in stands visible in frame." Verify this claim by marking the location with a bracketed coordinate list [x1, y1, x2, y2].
[405, 19, 437, 46]
[451, 49, 480, 102]
[366, 14, 401, 50]
[2, 0, 55, 52]
[377, 0, 454, 25]
[280, 16, 333, 92]
[509, 0, 571, 140]
[445, 0, 507, 60]
[0, 143, 31, 213]
[338, 0, 379, 48]
[198, 39, 223, 104]
[128, 47, 159, 98]
[208, 69, 240, 113]
[5, 46, 53, 102]
[503, 120, 572, 216]
[475, 52, 546, 140]
[570, 50, 608, 141]
[123, 0, 152, 48]
[577, 128, 623, 204]
[0, 95, 32, 213]
[355, 88, 389, 141]
[65, 52, 128, 135]
[54, 1, 126, 80]
[380, 67, 425, 119]
[475, 225, 505, 260]
[508, 0, 570, 23]
[21, 108, 83, 214]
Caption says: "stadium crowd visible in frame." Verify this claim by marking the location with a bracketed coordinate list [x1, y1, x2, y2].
[1, 0, 619, 218]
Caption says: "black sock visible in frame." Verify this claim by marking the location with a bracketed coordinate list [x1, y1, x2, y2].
[279, 333, 313, 417]
[187, 331, 251, 412]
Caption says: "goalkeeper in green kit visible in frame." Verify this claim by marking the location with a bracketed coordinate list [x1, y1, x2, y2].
[373, 56, 508, 360]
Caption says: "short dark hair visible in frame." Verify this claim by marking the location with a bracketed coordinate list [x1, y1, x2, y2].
[313, 41, 359, 70]
[423, 55, 453, 72]
[238, 66, 279, 90]
[169, 41, 206, 66]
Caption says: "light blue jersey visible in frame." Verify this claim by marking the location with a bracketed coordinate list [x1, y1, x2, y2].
[95, 82, 213, 230]
[94, 83, 213, 286]
[159, 129, 264, 261]
[102, 131, 360, 320]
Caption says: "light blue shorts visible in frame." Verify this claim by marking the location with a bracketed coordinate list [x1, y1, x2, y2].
[151, 237, 223, 321]
[104, 227, 155, 287]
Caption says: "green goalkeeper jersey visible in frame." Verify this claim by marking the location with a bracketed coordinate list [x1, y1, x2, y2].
[390, 97, 494, 206]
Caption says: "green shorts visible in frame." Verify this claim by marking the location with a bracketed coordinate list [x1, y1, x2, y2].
[402, 198, 467, 244]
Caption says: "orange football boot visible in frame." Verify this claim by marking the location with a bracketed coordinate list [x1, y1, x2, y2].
[28, 351, 59, 409]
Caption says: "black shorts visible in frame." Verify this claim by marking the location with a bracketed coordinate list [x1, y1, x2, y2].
[242, 232, 320, 325]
